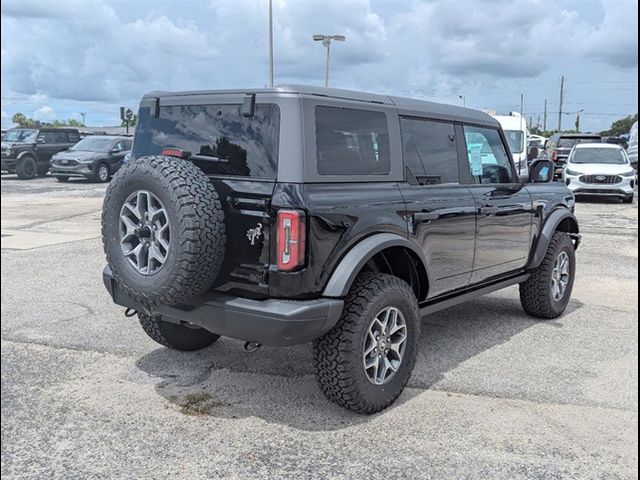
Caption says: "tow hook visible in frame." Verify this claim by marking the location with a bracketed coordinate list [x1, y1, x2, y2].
[243, 341, 261, 352]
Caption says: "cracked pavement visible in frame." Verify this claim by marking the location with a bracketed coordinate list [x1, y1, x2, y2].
[1, 174, 638, 479]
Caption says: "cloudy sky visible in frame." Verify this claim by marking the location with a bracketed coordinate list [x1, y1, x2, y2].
[1, 0, 637, 132]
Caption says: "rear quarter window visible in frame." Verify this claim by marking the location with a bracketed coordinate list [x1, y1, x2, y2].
[315, 106, 390, 175]
[133, 104, 280, 179]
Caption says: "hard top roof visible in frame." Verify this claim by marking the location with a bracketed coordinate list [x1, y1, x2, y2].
[144, 84, 498, 127]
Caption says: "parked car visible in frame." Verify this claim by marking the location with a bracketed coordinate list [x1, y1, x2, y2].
[1, 127, 80, 179]
[627, 121, 638, 171]
[101, 86, 580, 414]
[562, 143, 635, 203]
[50, 135, 132, 183]
[544, 133, 602, 178]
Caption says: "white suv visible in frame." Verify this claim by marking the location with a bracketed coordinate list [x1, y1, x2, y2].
[563, 143, 636, 204]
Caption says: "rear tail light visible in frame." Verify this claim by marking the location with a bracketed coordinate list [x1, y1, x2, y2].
[276, 209, 306, 271]
[551, 150, 558, 162]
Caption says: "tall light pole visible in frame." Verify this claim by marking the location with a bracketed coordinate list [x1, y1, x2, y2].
[458, 95, 466, 107]
[268, 0, 274, 87]
[313, 34, 346, 88]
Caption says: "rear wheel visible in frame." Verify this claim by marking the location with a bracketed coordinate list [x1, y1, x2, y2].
[520, 232, 576, 319]
[138, 313, 220, 351]
[313, 273, 420, 414]
[16, 156, 37, 180]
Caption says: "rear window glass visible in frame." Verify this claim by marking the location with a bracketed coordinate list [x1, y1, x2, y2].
[557, 137, 600, 148]
[133, 104, 280, 179]
[315, 106, 390, 175]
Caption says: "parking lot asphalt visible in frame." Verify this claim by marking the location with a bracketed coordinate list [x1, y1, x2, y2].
[1, 174, 638, 479]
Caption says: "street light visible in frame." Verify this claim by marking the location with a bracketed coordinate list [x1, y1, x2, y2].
[313, 34, 346, 88]
[458, 95, 466, 107]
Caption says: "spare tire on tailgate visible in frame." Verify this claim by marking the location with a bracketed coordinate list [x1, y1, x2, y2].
[102, 156, 226, 306]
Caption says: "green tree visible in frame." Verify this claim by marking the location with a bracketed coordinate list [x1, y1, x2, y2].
[9, 113, 85, 128]
[11, 113, 40, 128]
[600, 114, 638, 137]
[120, 113, 137, 128]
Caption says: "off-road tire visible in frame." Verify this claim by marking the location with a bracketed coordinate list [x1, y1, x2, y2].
[520, 231, 575, 319]
[138, 313, 220, 351]
[623, 194, 634, 204]
[313, 273, 420, 414]
[16, 156, 37, 180]
[102, 155, 226, 306]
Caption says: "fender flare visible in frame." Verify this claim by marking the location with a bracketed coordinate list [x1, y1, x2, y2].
[323, 233, 429, 298]
[529, 208, 580, 269]
[16, 150, 37, 162]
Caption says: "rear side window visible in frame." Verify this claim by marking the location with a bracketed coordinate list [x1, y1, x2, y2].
[315, 106, 390, 175]
[68, 132, 80, 143]
[133, 104, 280, 179]
[463, 126, 514, 184]
[53, 131, 68, 143]
[400, 117, 459, 185]
[37, 132, 56, 144]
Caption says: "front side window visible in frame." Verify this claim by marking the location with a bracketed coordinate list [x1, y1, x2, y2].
[134, 104, 280, 179]
[315, 106, 390, 175]
[464, 126, 514, 184]
[401, 118, 459, 185]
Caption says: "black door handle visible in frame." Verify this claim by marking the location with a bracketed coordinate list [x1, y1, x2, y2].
[413, 211, 439, 222]
[479, 205, 499, 215]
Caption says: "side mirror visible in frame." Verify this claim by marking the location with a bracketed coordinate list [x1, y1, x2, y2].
[529, 159, 555, 183]
[111, 147, 122, 154]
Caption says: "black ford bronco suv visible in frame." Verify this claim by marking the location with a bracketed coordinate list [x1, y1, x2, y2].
[101, 86, 580, 414]
[1, 127, 80, 179]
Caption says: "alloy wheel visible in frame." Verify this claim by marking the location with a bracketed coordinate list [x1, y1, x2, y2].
[119, 190, 171, 275]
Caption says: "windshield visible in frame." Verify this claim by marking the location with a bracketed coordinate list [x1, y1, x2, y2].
[70, 137, 113, 152]
[557, 137, 600, 149]
[3, 129, 38, 143]
[504, 130, 524, 154]
[571, 148, 628, 164]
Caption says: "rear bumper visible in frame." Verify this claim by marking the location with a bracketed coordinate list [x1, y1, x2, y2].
[102, 266, 344, 346]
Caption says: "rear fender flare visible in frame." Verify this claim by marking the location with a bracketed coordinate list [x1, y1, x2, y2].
[322, 233, 430, 298]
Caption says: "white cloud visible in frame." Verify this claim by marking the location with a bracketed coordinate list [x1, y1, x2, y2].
[33, 105, 56, 120]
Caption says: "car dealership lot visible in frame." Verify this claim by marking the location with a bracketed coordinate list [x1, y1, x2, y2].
[1, 175, 637, 479]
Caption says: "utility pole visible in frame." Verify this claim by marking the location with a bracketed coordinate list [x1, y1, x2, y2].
[80, 112, 87, 126]
[558, 76, 565, 132]
[459, 95, 466, 107]
[543, 99, 548, 132]
[267, 0, 274, 87]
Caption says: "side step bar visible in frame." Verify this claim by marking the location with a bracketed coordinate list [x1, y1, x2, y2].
[420, 274, 530, 316]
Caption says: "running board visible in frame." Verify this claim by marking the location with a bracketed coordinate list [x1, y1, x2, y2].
[420, 274, 530, 316]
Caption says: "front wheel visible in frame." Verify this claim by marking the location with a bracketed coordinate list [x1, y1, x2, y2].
[56, 176, 70, 182]
[313, 273, 420, 414]
[623, 194, 634, 204]
[16, 157, 37, 180]
[95, 163, 110, 183]
[138, 313, 220, 351]
[520, 232, 576, 319]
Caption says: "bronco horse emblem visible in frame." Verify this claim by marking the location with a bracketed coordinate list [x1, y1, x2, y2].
[246, 223, 263, 245]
